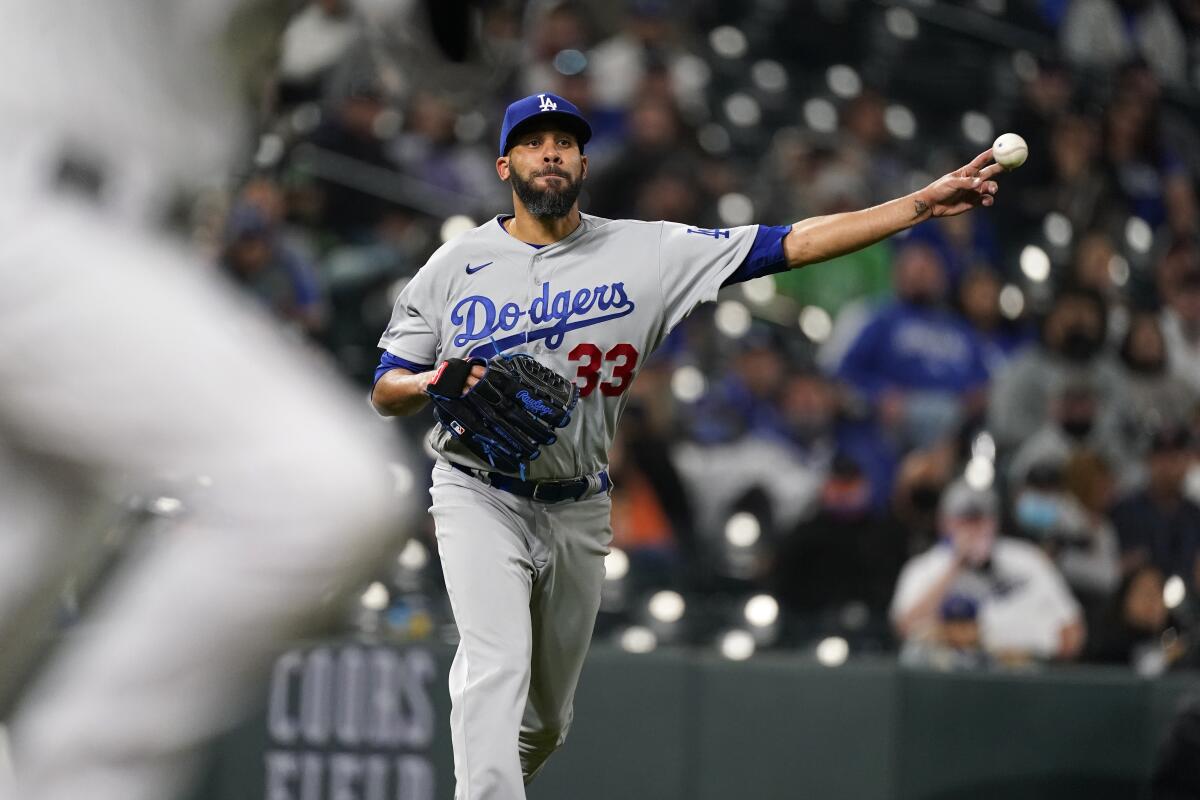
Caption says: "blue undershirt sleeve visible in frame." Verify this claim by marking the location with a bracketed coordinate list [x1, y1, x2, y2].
[373, 351, 436, 386]
[720, 224, 792, 287]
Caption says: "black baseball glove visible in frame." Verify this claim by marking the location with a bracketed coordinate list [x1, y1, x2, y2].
[425, 353, 579, 475]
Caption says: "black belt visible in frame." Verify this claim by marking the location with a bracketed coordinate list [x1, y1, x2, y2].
[449, 462, 610, 503]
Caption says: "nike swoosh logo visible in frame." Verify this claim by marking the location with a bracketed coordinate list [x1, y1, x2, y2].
[465, 261, 494, 275]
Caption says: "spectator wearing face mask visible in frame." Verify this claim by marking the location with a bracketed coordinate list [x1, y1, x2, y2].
[1111, 425, 1200, 592]
[891, 440, 958, 556]
[1011, 460, 1121, 617]
[1007, 378, 1124, 491]
[837, 243, 992, 450]
[890, 480, 1086, 663]
[989, 285, 1119, 453]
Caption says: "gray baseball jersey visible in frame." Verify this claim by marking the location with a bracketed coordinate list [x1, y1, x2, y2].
[378, 213, 764, 479]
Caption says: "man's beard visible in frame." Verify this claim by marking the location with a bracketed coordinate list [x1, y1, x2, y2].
[510, 166, 583, 219]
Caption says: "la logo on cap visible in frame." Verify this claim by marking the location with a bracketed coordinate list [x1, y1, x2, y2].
[538, 93, 558, 112]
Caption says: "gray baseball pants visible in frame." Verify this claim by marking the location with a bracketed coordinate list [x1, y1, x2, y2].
[429, 462, 611, 800]
[0, 182, 409, 800]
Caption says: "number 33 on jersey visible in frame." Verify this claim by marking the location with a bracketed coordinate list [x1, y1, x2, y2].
[377, 214, 789, 479]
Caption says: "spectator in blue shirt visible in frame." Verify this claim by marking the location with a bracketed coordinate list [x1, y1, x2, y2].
[688, 328, 788, 445]
[776, 369, 899, 512]
[837, 242, 991, 449]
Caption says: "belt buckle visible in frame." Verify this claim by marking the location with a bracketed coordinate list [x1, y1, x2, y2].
[531, 480, 557, 503]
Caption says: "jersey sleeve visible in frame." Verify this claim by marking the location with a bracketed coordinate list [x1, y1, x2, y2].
[656, 221, 769, 334]
[377, 266, 440, 370]
[888, 549, 949, 626]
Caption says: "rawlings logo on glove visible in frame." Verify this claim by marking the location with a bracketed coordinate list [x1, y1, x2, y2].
[425, 353, 579, 475]
[516, 389, 554, 417]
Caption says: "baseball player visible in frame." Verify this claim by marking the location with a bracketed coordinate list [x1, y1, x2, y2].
[0, 1, 502, 798]
[372, 91, 1004, 799]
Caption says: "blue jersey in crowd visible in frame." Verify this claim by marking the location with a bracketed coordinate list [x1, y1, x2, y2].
[837, 301, 992, 399]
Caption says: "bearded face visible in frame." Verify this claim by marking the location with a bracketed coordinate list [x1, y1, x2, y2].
[501, 126, 587, 219]
[508, 160, 584, 219]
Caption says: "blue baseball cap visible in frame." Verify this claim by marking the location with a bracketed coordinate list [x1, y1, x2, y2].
[498, 92, 592, 157]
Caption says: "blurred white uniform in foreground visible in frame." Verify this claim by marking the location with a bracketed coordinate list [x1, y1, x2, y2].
[0, 2, 412, 799]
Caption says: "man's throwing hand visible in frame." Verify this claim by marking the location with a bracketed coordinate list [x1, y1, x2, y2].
[914, 148, 1004, 218]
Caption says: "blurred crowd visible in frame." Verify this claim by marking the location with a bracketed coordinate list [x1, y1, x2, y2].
[210, 0, 1200, 672]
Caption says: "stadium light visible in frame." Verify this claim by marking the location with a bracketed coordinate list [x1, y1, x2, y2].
[697, 123, 731, 155]
[647, 590, 686, 624]
[675, 54, 712, 93]
[971, 431, 996, 463]
[739, 277, 777, 304]
[1125, 217, 1153, 254]
[670, 366, 706, 403]
[150, 497, 184, 517]
[709, 26, 748, 59]
[826, 64, 861, 99]
[397, 539, 429, 572]
[742, 276, 776, 306]
[719, 629, 756, 661]
[718, 193, 755, 226]
[724, 94, 761, 129]
[715, 301, 751, 338]
[799, 306, 833, 342]
[803, 98, 837, 134]
[884, 104, 916, 140]
[999, 284, 1024, 319]
[1164, 575, 1186, 609]
[1019, 245, 1051, 282]
[1044, 212, 1073, 248]
[552, 49, 587, 76]
[816, 636, 849, 667]
[961, 111, 993, 146]
[744, 594, 780, 628]
[619, 626, 658, 654]
[753, 60, 788, 93]
[724, 512, 761, 548]
[604, 547, 630, 582]
[440, 215, 475, 243]
[360, 582, 390, 611]
[964, 457, 994, 490]
[884, 7, 919, 40]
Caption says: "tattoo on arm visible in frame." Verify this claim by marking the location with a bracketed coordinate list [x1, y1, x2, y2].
[913, 199, 929, 219]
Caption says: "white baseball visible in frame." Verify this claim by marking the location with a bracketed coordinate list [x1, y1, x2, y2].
[992, 133, 1028, 170]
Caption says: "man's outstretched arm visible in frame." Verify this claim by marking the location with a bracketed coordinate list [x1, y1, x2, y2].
[783, 148, 1004, 268]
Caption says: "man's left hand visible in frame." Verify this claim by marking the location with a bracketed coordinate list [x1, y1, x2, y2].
[915, 149, 1003, 218]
